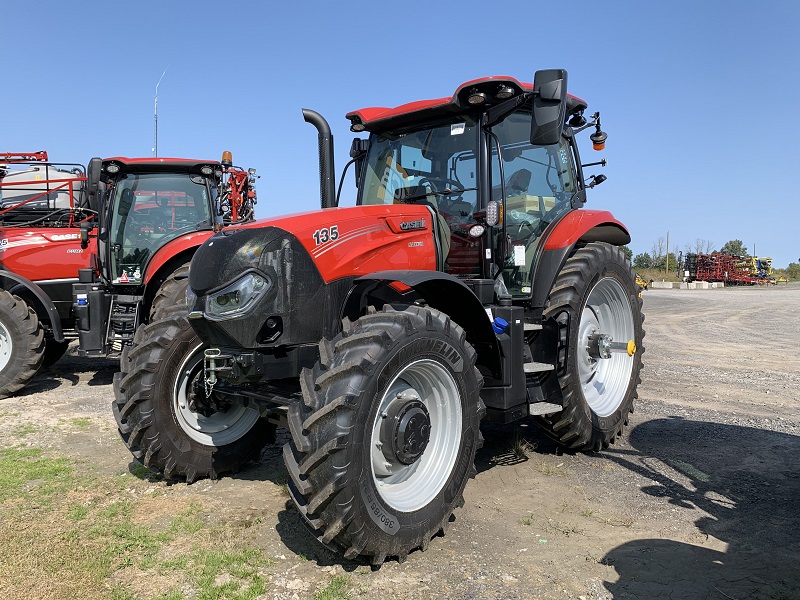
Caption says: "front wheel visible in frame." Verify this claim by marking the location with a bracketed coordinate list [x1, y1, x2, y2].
[537, 242, 644, 451]
[284, 305, 484, 565]
[0, 290, 45, 399]
[112, 312, 273, 482]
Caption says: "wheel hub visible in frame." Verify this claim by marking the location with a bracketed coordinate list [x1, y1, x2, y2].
[576, 277, 636, 418]
[380, 393, 431, 465]
[173, 342, 260, 446]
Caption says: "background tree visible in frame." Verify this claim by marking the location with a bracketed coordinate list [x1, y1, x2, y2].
[633, 252, 653, 270]
[719, 239, 748, 256]
[787, 262, 800, 280]
[650, 237, 666, 266]
[689, 238, 715, 255]
[620, 245, 633, 262]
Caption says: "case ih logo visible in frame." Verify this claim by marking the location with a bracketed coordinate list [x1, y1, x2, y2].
[399, 218, 426, 231]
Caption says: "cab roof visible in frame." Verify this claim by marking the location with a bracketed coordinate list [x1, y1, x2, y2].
[346, 75, 588, 133]
[101, 156, 221, 175]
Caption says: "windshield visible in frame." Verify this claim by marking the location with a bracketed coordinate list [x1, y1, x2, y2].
[108, 172, 211, 284]
[360, 118, 479, 225]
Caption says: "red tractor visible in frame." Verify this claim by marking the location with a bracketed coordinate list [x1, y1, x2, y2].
[0, 151, 257, 398]
[114, 69, 643, 564]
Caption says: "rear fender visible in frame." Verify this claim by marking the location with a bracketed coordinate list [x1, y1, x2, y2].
[531, 210, 630, 309]
[344, 270, 501, 376]
[0, 270, 64, 341]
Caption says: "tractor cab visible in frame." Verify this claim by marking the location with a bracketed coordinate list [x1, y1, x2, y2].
[349, 72, 603, 299]
[99, 161, 217, 285]
[94, 156, 256, 288]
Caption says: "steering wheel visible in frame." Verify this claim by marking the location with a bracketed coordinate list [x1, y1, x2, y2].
[515, 220, 537, 239]
[419, 176, 463, 195]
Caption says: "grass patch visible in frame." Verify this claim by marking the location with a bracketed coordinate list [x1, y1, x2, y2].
[0, 447, 74, 503]
[510, 434, 536, 460]
[0, 445, 275, 600]
[537, 460, 572, 477]
[167, 501, 206, 535]
[315, 575, 352, 600]
[12, 423, 39, 437]
[547, 519, 585, 537]
[69, 417, 93, 429]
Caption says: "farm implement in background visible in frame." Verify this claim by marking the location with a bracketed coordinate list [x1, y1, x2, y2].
[679, 252, 778, 285]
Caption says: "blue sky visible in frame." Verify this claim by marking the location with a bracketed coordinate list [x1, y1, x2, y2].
[3, 0, 798, 267]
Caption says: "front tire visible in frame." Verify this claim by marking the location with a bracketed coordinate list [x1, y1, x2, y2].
[537, 242, 644, 451]
[41, 338, 70, 370]
[112, 312, 272, 482]
[284, 305, 484, 565]
[150, 263, 190, 322]
[0, 290, 45, 399]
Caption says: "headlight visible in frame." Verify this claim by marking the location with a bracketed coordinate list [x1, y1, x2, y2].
[204, 271, 271, 321]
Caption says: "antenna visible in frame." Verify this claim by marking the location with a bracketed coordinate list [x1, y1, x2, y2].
[153, 67, 168, 156]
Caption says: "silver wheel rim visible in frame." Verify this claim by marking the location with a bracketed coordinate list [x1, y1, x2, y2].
[577, 277, 635, 417]
[370, 358, 463, 512]
[0, 320, 12, 372]
[172, 342, 260, 446]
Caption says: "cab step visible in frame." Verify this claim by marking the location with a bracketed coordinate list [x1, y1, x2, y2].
[528, 402, 562, 416]
[524, 361, 554, 373]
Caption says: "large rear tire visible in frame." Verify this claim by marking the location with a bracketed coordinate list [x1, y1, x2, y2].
[284, 305, 484, 565]
[537, 242, 644, 451]
[0, 290, 45, 399]
[112, 312, 273, 482]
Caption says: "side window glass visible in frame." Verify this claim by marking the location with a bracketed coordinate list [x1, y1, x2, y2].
[491, 111, 577, 296]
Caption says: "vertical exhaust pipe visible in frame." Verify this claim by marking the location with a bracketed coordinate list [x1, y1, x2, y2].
[302, 109, 336, 209]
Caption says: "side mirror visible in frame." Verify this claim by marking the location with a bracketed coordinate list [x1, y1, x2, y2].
[87, 157, 102, 196]
[530, 69, 568, 146]
[80, 221, 92, 249]
[349, 138, 368, 189]
[87, 157, 103, 214]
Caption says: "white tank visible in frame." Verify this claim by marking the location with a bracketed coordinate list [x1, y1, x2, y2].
[0, 163, 85, 211]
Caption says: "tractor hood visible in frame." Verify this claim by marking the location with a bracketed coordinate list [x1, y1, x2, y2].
[187, 223, 326, 349]
[186, 204, 437, 349]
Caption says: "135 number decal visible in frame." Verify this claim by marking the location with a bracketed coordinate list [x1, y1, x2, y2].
[313, 226, 339, 246]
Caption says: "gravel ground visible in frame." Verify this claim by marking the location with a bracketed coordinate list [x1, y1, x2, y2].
[1, 284, 798, 599]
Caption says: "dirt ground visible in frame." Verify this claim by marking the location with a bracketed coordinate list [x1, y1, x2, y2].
[1, 285, 799, 599]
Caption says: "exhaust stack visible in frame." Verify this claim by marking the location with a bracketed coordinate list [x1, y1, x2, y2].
[302, 109, 336, 209]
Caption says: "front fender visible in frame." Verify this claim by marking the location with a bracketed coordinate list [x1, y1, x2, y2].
[0, 270, 64, 341]
[345, 270, 501, 376]
[143, 230, 214, 286]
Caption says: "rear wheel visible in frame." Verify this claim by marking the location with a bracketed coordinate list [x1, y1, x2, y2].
[112, 312, 273, 481]
[284, 305, 484, 565]
[0, 290, 45, 399]
[537, 242, 644, 451]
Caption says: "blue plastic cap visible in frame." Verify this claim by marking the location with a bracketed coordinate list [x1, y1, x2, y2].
[492, 317, 509, 334]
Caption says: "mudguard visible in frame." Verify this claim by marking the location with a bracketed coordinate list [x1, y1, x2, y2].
[346, 270, 501, 376]
[531, 210, 631, 309]
[0, 270, 64, 342]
